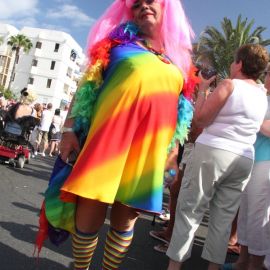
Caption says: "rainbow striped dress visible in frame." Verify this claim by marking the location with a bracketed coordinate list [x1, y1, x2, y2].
[60, 42, 183, 214]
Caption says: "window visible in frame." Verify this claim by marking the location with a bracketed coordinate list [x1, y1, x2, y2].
[6, 58, 11, 68]
[32, 59, 38, 67]
[46, 79, 52, 88]
[70, 49, 77, 61]
[36, 41, 42, 49]
[5, 58, 11, 74]
[54, 43, 60, 52]
[28, 77, 34, 84]
[0, 55, 4, 66]
[2, 75, 7, 86]
[63, 84, 69, 94]
[66, 67, 72, 78]
[50, 61, 56, 70]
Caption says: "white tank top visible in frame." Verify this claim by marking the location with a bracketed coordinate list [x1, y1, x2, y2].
[196, 79, 267, 159]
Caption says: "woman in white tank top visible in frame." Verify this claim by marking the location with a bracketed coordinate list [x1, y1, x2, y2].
[167, 44, 269, 270]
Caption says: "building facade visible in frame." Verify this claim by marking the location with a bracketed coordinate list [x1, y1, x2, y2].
[0, 24, 19, 90]
[0, 24, 85, 108]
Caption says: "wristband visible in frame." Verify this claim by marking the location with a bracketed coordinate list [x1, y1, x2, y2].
[62, 127, 74, 133]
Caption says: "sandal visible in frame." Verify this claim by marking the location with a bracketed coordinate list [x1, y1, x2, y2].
[153, 243, 168, 253]
[158, 209, 170, 221]
[149, 230, 169, 244]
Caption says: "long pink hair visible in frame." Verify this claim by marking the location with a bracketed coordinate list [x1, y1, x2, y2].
[87, 0, 194, 77]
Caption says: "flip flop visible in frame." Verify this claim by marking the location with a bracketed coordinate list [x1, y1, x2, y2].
[158, 209, 170, 221]
[149, 230, 169, 244]
[153, 243, 168, 253]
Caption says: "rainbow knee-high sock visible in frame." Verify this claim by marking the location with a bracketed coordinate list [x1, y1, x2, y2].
[102, 227, 134, 270]
[72, 228, 99, 270]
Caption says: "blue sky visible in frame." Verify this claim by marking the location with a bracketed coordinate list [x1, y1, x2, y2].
[0, 0, 269, 52]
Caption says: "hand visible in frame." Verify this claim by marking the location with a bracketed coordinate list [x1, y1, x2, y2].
[59, 132, 80, 162]
[198, 71, 216, 91]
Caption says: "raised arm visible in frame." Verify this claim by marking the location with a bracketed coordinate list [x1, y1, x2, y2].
[194, 76, 234, 128]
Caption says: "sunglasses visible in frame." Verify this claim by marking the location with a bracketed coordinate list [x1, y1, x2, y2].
[131, 0, 156, 9]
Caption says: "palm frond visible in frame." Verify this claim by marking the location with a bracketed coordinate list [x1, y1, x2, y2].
[194, 15, 269, 80]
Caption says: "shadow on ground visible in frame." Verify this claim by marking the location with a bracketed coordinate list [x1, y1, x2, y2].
[0, 242, 68, 270]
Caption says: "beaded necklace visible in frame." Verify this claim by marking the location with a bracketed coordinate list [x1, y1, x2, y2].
[141, 40, 171, 64]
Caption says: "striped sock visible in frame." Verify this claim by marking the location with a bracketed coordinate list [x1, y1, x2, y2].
[72, 229, 98, 270]
[102, 227, 134, 270]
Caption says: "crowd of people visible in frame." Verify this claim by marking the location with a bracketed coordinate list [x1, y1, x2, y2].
[0, 89, 69, 158]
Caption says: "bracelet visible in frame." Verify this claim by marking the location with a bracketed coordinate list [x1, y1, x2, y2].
[62, 127, 74, 133]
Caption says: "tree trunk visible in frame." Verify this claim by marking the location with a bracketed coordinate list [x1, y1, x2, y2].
[7, 48, 19, 90]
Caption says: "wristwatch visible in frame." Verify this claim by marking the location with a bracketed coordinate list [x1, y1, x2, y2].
[62, 127, 74, 133]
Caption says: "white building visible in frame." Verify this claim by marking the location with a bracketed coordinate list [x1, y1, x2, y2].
[1, 24, 85, 108]
[0, 24, 19, 89]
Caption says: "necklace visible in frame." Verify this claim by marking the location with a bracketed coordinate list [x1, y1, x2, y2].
[141, 40, 171, 64]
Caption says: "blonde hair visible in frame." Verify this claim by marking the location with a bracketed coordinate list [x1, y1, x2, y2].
[20, 89, 37, 105]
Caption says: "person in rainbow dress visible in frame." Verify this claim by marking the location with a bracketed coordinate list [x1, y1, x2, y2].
[36, 0, 198, 269]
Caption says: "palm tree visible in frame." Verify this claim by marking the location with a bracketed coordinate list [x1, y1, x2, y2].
[194, 15, 270, 78]
[7, 34, 33, 89]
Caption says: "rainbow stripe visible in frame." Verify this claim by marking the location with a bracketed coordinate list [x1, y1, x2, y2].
[102, 228, 133, 269]
[72, 230, 98, 269]
[60, 43, 183, 214]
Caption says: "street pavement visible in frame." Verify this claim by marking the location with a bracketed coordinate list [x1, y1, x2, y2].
[0, 155, 237, 270]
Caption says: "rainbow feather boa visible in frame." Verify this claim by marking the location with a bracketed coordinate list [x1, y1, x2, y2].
[70, 22, 198, 149]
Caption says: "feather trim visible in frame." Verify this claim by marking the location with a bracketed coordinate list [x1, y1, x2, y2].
[167, 66, 200, 151]
[70, 22, 140, 133]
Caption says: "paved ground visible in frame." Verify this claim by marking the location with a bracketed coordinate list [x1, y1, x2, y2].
[0, 155, 237, 270]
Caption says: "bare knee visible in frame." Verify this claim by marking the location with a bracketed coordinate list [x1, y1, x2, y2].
[110, 202, 140, 231]
[76, 197, 108, 233]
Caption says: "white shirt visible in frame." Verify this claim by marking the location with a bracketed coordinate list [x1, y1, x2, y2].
[52, 115, 63, 132]
[39, 109, 54, 132]
[196, 79, 267, 159]
[60, 110, 68, 123]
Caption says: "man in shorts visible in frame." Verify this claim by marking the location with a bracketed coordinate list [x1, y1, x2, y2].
[35, 103, 53, 156]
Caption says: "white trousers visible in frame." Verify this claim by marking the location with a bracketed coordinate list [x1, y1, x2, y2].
[167, 143, 253, 264]
[237, 161, 270, 256]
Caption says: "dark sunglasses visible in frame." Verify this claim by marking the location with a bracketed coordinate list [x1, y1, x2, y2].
[132, 0, 155, 9]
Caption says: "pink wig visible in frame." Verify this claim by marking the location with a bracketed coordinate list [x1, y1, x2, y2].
[87, 0, 194, 77]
